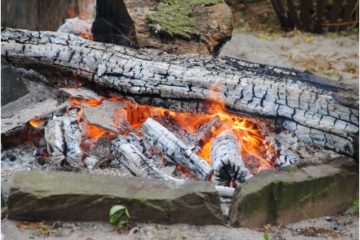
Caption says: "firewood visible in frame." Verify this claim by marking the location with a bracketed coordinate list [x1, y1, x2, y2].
[211, 131, 253, 187]
[2, 28, 358, 157]
[111, 137, 185, 185]
[191, 115, 222, 152]
[44, 109, 82, 167]
[141, 118, 213, 180]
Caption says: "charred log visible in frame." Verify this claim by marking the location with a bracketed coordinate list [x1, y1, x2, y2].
[191, 115, 222, 152]
[92, 0, 138, 47]
[1, 28, 358, 157]
[44, 109, 82, 167]
[141, 118, 213, 180]
[111, 137, 185, 185]
[211, 131, 253, 187]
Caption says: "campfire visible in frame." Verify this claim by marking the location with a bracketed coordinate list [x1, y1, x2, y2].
[2, 26, 356, 200]
[1, 0, 358, 232]
[26, 88, 281, 197]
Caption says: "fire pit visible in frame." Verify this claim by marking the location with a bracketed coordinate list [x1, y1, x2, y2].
[1, 27, 358, 226]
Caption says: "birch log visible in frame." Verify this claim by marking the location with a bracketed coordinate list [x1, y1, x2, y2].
[141, 118, 213, 180]
[211, 131, 253, 187]
[44, 109, 83, 167]
[111, 138, 185, 185]
[1, 28, 358, 157]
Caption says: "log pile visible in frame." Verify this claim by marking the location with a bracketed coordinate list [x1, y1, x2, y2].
[2, 27, 358, 199]
[2, 28, 358, 158]
[111, 136, 185, 186]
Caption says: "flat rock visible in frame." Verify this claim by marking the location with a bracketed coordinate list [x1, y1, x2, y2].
[8, 171, 224, 225]
[82, 100, 126, 132]
[229, 158, 359, 227]
[2, 99, 68, 135]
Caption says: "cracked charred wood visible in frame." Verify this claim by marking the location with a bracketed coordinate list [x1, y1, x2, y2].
[111, 137, 185, 185]
[191, 115, 222, 152]
[211, 131, 253, 187]
[1, 28, 358, 157]
[142, 118, 213, 180]
[44, 109, 82, 167]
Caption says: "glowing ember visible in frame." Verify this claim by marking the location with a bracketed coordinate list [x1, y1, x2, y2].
[79, 32, 93, 40]
[69, 89, 276, 173]
[29, 119, 43, 128]
[82, 123, 110, 143]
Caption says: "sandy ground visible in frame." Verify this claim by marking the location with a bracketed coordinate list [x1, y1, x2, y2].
[221, 30, 359, 90]
[1, 210, 358, 240]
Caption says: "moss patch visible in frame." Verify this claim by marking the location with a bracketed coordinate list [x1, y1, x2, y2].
[148, 0, 222, 40]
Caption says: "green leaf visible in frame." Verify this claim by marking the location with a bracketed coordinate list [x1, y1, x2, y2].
[109, 205, 130, 228]
[124, 208, 130, 218]
[263, 232, 271, 240]
[110, 212, 122, 224]
[110, 205, 126, 216]
[117, 220, 128, 229]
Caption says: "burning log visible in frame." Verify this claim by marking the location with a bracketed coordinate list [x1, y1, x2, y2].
[112, 137, 185, 185]
[58, 17, 93, 40]
[44, 109, 83, 167]
[211, 131, 253, 187]
[1, 28, 358, 158]
[191, 115, 222, 152]
[142, 118, 213, 180]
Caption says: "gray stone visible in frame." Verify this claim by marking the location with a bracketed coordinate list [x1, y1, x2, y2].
[229, 158, 359, 227]
[1, 67, 28, 106]
[8, 171, 224, 225]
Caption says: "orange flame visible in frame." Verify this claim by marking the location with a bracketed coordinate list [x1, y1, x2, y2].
[108, 93, 276, 172]
[82, 123, 109, 142]
[29, 119, 43, 128]
[80, 32, 93, 40]
[68, 86, 276, 173]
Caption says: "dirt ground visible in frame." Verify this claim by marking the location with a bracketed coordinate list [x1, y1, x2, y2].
[1, 1, 359, 239]
[1, 209, 359, 240]
[221, 30, 359, 89]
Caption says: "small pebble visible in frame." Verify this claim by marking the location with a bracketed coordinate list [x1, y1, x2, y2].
[325, 216, 332, 222]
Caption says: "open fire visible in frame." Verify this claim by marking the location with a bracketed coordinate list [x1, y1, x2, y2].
[72, 95, 277, 172]
[27, 86, 280, 197]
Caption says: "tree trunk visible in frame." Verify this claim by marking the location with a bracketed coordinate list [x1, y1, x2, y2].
[1, 28, 358, 157]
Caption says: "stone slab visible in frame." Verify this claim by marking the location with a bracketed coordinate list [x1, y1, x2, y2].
[229, 158, 359, 227]
[8, 171, 224, 225]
